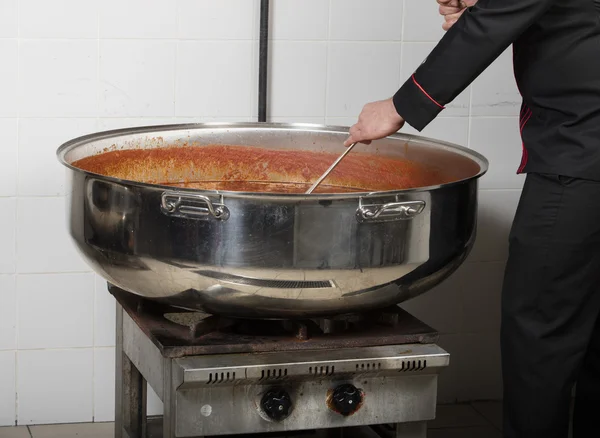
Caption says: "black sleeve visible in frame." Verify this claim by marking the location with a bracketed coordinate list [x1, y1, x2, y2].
[393, 0, 556, 131]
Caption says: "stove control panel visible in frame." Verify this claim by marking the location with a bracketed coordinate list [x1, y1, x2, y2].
[260, 388, 293, 421]
[328, 383, 364, 416]
[173, 344, 450, 436]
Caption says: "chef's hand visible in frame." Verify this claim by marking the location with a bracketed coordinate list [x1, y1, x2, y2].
[344, 98, 405, 147]
[438, 0, 477, 31]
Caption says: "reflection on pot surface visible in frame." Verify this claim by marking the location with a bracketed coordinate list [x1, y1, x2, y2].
[58, 123, 487, 318]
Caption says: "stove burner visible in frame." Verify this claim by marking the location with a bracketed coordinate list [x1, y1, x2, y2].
[109, 285, 438, 358]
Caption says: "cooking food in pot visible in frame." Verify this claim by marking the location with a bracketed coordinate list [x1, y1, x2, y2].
[72, 144, 458, 194]
[57, 123, 488, 319]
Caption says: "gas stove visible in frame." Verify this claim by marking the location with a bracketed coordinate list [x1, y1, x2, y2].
[111, 285, 449, 438]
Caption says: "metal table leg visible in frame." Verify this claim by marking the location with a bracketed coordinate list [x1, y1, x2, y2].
[162, 358, 175, 438]
[116, 303, 148, 438]
[115, 304, 125, 438]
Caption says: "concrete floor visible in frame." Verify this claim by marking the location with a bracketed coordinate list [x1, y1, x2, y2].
[0, 402, 504, 438]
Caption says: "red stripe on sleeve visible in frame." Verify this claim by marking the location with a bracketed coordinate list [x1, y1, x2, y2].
[412, 75, 445, 109]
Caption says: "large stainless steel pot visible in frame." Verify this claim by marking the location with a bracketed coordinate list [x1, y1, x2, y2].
[57, 123, 488, 319]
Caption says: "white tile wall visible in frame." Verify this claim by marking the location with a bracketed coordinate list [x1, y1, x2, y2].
[16, 197, 90, 273]
[437, 332, 503, 403]
[269, 41, 327, 117]
[18, 41, 98, 118]
[471, 49, 521, 116]
[329, 0, 403, 41]
[176, 41, 255, 117]
[0, 351, 16, 426]
[271, 0, 329, 40]
[17, 349, 94, 425]
[401, 268, 465, 335]
[100, 41, 176, 117]
[460, 332, 503, 400]
[0, 40, 18, 117]
[17, 273, 94, 350]
[402, 117, 469, 146]
[403, 0, 445, 42]
[326, 42, 402, 117]
[98, 117, 177, 131]
[94, 276, 116, 348]
[436, 334, 469, 402]
[93, 347, 115, 422]
[178, 0, 257, 40]
[19, 0, 98, 39]
[99, 0, 178, 39]
[460, 262, 504, 333]
[470, 190, 521, 262]
[0, 0, 526, 425]
[0, 199, 16, 273]
[470, 117, 525, 189]
[0, 0, 18, 38]
[272, 116, 325, 124]
[0, 276, 17, 352]
[148, 386, 164, 417]
[18, 118, 98, 197]
[0, 119, 18, 197]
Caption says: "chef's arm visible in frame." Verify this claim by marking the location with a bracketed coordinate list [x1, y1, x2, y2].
[394, 0, 555, 131]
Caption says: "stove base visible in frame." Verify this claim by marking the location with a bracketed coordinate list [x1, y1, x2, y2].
[113, 291, 448, 438]
[138, 417, 425, 438]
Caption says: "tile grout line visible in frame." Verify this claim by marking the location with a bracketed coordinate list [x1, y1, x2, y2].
[0, 115, 519, 119]
[13, 281, 18, 426]
[96, 0, 101, 130]
[254, 0, 259, 120]
[323, 0, 332, 121]
[92, 287, 96, 422]
[399, 0, 407, 84]
[173, 0, 181, 119]
[467, 55, 474, 151]
[470, 402, 503, 433]
[92, 1, 101, 423]
[13, 37, 449, 43]
[14, 0, 20, 427]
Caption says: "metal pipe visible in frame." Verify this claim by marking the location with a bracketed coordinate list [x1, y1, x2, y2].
[258, 0, 269, 122]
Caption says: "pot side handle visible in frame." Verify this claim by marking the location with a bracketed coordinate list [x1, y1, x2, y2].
[356, 200, 426, 223]
[161, 191, 230, 221]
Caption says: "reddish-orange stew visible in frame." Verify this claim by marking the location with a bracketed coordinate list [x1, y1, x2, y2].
[72, 145, 454, 193]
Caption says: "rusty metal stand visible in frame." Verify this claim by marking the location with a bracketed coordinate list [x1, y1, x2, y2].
[113, 289, 434, 438]
[116, 303, 193, 438]
[116, 304, 149, 438]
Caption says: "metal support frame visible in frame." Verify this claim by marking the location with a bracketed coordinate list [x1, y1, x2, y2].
[162, 357, 182, 438]
[116, 303, 204, 438]
[116, 304, 148, 438]
[115, 302, 432, 438]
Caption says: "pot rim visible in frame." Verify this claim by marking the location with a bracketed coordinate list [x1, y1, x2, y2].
[56, 122, 489, 200]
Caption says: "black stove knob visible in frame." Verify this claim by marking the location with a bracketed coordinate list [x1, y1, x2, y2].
[330, 384, 363, 416]
[261, 389, 292, 421]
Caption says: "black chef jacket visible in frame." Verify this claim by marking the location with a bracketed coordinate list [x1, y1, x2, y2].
[393, 0, 600, 180]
